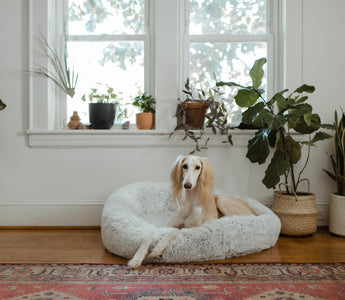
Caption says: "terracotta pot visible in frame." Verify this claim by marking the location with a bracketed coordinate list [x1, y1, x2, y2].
[136, 112, 155, 129]
[329, 193, 345, 237]
[272, 191, 319, 236]
[178, 102, 208, 129]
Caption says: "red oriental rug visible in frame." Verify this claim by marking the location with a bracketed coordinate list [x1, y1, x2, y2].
[0, 263, 344, 299]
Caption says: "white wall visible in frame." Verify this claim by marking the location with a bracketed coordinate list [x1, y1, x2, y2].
[0, 0, 344, 226]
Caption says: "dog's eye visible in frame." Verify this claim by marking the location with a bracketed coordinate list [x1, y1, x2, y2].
[195, 166, 200, 170]
[182, 164, 188, 169]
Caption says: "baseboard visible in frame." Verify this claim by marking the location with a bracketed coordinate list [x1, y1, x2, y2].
[0, 200, 330, 226]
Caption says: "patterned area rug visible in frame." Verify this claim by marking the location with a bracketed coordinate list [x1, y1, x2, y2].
[0, 263, 344, 299]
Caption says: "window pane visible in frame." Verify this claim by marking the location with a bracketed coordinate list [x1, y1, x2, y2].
[189, 0, 266, 35]
[190, 42, 267, 125]
[69, 0, 145, 35]
[67, 41, 144, 125]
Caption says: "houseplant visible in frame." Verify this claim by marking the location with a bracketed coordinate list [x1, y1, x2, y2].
[82, 85, 127, 129]
[172, 78, 233, 154]
[324, 111, 345, 237]
[31, 28, 78, 98]
[217, 57, 331, 236]
[131, 92, 156, 129]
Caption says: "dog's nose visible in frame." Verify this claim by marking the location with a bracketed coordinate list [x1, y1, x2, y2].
[184, 182, 192, 189]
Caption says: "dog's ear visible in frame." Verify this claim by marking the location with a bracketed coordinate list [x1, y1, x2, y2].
[170, 155, 185, 204]
[199, 157, 215, 195]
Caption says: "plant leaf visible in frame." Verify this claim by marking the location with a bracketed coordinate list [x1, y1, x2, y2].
[242, 102, 265, 125]
[262, 113, 286, 130]
[235, 89, 259, 107]
[262, 150, 290, 189]
[294, 113, 321, 134]
[301, 131, 332, 147]
[249, 57, 267, 89]
[294, 84, 315, 94]
[246, 128, 271, 164]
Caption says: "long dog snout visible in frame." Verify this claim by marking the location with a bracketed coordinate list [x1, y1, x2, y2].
[184, 182, 192, 189]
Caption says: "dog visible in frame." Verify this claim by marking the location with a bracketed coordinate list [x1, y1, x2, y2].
[127, 155, 256, 268]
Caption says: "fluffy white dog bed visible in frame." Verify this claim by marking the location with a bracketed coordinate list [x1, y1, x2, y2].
[101, 181, 281, 263]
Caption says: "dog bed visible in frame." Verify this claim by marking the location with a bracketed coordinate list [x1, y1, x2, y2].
[101, 181, 281, 263]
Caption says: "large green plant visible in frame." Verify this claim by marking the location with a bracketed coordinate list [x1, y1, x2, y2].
[217, 58, 331, 194]
[324, 111, 345, 196]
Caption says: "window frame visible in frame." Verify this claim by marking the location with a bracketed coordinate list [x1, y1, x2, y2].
[27, 0, 282, 148]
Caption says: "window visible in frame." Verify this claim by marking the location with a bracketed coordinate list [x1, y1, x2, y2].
[67, 0, 151, 125]
[184, 0, 271, 126]
[28, 0, 277, 146]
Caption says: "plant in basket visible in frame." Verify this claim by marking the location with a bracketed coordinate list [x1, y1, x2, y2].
[172, 78, 233, 154]
[217, 58, 331, 236]
[324, 111, 345, 237]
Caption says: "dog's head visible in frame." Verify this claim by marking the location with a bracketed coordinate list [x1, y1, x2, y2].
[170, 155, 214, 202]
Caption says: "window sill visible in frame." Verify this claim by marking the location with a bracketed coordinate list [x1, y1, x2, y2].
[27, 129, 256, 148]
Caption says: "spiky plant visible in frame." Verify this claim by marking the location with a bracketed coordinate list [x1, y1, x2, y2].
[324, 111, 345, 196]
[32, 27, 78, 98]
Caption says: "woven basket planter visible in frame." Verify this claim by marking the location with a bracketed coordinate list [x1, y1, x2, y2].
[272, 186, 319, 236]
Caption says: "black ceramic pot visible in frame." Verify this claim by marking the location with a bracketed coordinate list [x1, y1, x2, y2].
[89, 103, 115, 129]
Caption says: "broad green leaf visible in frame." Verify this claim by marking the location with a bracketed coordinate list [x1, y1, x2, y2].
[294, 84, 315, 94]
[289, 103, 313, 115]
[294, 113, 321, 134]
[276, 135, 301, 164]
[262, 113, 286, 130]
[249, 57, 267, 89]
[268, 130, 277, 147]
[301, 131, 332, 147]
[304, 113, 313, 126]
[296, 96, 308, 104]
[267, 89, 289, 107]
[235, 89, 259, 107]
[252, 109, 270, 128]
[262, 150, 290, 189]
[216, 81, 244, 88]
[242, 102, 265, 125]
[246, 128, 271, 164]
[321, 123, 335, 130]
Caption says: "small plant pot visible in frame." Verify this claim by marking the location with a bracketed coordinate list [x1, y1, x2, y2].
[329, 193, 345, 237]
[272, 191, 319, 236]
[89, 103, 115, 129]
[177, 102, 208, 130]
[136, 112, 155, 130]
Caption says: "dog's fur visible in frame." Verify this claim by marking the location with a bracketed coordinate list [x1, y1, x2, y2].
[127, 155, 256, 268]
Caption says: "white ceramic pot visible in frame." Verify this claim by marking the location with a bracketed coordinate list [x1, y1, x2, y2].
[329, 193, 345, 237]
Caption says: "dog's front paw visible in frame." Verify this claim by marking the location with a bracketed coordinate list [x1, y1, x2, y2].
[148, 249, 162, 259]
[127, 258, 142, 269]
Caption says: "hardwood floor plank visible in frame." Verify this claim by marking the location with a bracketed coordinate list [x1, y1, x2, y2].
[0, 229, 344, 264]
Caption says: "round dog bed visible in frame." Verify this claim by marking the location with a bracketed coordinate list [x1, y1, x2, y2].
[101, 181, 281, 263]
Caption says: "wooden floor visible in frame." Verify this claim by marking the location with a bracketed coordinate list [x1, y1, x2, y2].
[0, 228, 344, 264]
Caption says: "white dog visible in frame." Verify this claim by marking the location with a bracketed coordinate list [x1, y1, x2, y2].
[128, 155, 256, 268]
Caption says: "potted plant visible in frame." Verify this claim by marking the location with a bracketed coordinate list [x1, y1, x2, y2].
[324, 111, 345, 237]
[131, 92, 156, 129]
[31, 27, 78, 99]
[172, 79, 233, 154]
[82, 85, 127, 129]
[217, 57, 331, 236]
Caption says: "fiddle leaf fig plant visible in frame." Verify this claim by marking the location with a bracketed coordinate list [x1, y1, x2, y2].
[217, 58, 331, 194]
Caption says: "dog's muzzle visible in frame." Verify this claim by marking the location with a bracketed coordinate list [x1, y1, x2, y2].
[184, 182, 192, 189]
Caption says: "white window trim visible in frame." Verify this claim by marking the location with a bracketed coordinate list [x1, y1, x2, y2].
[27, 0, 289, 149]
